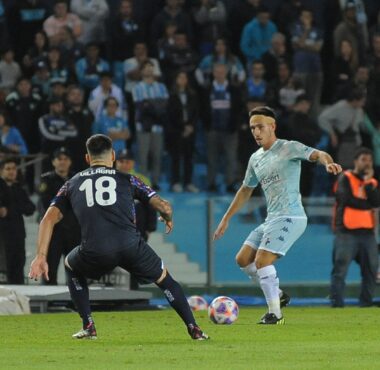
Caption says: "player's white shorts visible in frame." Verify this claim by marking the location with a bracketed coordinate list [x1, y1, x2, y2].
[244, 216, 307, 256]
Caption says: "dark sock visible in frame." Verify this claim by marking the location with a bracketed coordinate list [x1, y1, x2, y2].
[66, 268, 94, 328]
[156, 272, 196, 327]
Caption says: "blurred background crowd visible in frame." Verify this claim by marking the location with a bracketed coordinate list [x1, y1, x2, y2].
[0, 0, 379, 197]
[1, 0, 380, 288]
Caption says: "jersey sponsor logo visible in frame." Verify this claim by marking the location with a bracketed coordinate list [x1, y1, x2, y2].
[80, 168, 116, 176]
[260, 173, 280, 185]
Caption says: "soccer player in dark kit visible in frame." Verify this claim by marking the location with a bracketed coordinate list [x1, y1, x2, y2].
[29, 134, 209, 341]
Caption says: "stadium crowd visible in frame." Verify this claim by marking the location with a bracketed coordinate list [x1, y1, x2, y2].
[0, 0, 379, 195]
[1, 0, 380, 285]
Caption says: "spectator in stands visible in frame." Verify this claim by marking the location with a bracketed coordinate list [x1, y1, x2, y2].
[353, 64, 369, 90]
[0, 154, 8, 281]
[38, 147, 80, 285]
[0, 49, 21, 96]
[75, 42, 110, 95]
[70, 0, 109, 46]
[132, 60, 169, 190]
[31, 60, 51, 98]
[49, 80, 67, 104]
[0, 0, 8, 53]
[0, 112, 28, 156]
[318, 87, 366, 169]
[43, 0, 82, 46]
[66, 85, 93, 171]
[162, 32, 198, 86]
[150, 0, 193, 51]
[331, 147, 380, 307]
[277, 75, 305, 115]
[227, 0, 262, 58]
[115, 148, 157, 290]
[240, 6, 277, 66]
[6, 0, 49, 59]
[332, 39, 358, 101]
[92, 96, 130, 154]
[267, 61, 292, 109]
[287, 95, 323, 196]
[274, 0, 303, 40]
[58, 26, 84, 69]
[123, 41, 161, 143]
[115, 149, 157, 242]
[88, 72, 126, 120]
[291, 7, 323, 117]
[109, 0, 145, 63]
[22, 31, 49, 77]
[123, 42, 162, 95]
[195, 38, 245, 88]
[262, 33, 291, 83]
[0, 158, 35, 284]
[192, 0, 227, 57]
[361, 115, 380, 178]
[366, 33, 380, 123]
[334, 1, 369, 62]
[5, 77, 42, 155]
[237, 97, 260, 178]
[369, 9, 380, 40]
[246, 60, 268, 100]
[167, 71, 199, 193]
[38, 97, 78, 159]
[47, 46, 70, 84]
[201, 63, 244, 193]
[157, 21, 177, 63]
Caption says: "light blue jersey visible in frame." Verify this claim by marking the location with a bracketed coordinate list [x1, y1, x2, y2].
[243, 139, 315, 220]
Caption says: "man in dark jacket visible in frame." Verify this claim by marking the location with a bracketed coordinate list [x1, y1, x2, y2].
[115, 149, 157, 242]
[0, 158, 35, 284]
[38, 147, 81, 285]
[331, 147, 380, 307]
[115, 149, 157, 289]
[66, 85, 94, 172]
[38, 97, 78, 171]
[201, 63, 244, 192]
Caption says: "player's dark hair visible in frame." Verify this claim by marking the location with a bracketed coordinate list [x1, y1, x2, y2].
[140, 60, 154, 71]
[86, 134, 113, 157]
[353, 146, 373, 160]
[249, 106, 277, 121]
[347, 86, 366, 101]
[104, 96, 119, 108]
[0, 157, 18, 169]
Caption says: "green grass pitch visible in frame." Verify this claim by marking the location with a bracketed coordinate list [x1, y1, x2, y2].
[1, 307, 380, 370]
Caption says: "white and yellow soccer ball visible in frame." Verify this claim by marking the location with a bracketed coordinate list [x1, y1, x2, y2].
[187, 295, 208, 311]
[208, 296, 239, 324]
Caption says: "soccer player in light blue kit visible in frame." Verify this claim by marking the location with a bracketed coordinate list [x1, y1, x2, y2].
[214, 106, 342, 324]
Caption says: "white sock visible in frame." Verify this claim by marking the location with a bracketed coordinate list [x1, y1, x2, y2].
[257, 265, 281, 318]
[240, 262, 257, 280]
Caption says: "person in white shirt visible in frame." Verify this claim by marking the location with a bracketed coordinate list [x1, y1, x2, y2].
[88, 71, 127, 120]
[0, 48, 21, 94]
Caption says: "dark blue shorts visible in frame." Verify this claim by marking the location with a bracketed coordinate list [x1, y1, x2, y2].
[66, 238, 164, 284]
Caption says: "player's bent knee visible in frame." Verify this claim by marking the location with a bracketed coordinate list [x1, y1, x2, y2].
[64, 256, 73, 271]
[235, 245, 256, 267]
[235, 254, 248, 267]
[155, 268, 167, 284]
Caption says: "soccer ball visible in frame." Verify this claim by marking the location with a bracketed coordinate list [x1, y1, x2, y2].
[187, 295, 208, 311]
[208, 296, 239, 324]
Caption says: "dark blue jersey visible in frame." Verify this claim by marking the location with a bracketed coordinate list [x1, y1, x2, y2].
[51, 166, 156, 255]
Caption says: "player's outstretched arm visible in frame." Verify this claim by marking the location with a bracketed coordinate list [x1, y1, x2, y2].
[213, 185, 254, 241]
[149, 195, 173, 234]
[28, 206, 63, 281]
[309, 150, 342, 175]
